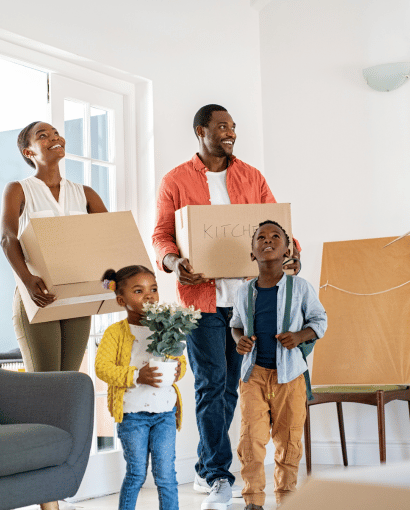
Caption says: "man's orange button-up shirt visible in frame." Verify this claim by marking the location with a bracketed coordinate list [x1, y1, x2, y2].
[152, 154, 299, 313]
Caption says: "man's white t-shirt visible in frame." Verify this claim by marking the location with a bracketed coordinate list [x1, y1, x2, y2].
[205, 169, 244, 307]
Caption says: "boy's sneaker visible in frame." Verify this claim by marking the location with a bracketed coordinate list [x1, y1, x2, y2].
[201, 478, 233, 510]
[194, 473, 243, 497]
[244, 505, 264, 510]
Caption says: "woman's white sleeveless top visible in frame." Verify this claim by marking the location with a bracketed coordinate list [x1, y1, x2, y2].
[18, 176, 87, 237]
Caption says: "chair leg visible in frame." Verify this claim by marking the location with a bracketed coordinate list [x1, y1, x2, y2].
[304, 400, 312, 475]
[336, 402, 348, 466]
[376, 390, 386, 463]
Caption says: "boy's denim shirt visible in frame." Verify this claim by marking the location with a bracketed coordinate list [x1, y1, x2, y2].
[230, 273, 327, 384]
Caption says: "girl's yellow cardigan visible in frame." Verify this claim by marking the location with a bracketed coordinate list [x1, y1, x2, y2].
[95, 319, 186, 430]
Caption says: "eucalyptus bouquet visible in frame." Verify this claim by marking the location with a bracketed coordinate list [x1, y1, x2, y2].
[141, 302, 202, 361]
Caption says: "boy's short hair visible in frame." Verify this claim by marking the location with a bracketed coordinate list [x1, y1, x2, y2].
[251, 220, 290, 247]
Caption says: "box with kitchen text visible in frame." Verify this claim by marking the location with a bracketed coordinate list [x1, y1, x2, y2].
[175, 203, 293, 278]
[16, 211, 153, 323]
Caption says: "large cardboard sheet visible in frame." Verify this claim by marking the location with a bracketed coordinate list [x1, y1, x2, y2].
[312, 236, 410, 385]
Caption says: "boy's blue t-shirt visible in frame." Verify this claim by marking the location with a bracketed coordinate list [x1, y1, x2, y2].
[254, 284, 278, 369]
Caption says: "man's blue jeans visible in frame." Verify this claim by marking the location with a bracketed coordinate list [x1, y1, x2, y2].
[117, 408, 178, 510]
[186, 307, 242, 486]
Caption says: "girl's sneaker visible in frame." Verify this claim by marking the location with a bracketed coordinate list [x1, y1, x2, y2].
[194, 473, 243, 497]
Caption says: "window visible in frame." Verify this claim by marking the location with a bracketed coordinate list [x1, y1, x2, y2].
[1, 57, 130, 498]
[0, 58, 49, 354]
[49, 75, 128, 486]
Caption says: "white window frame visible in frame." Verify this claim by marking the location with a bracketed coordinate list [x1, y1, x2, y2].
[50, 75, 125, 212]
[0, 31, 155, 226]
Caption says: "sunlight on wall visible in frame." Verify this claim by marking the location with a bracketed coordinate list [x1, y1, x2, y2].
[0, 58, 49, 353]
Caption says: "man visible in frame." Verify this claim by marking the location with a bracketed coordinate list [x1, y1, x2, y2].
[152, 104, 300, 510]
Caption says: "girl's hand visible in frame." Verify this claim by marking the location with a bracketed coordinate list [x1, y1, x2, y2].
[236, 335, 256, 355]
[174, 359, 182, 383]
[137, 364, 162, 387]
[24, 275, 56, 307]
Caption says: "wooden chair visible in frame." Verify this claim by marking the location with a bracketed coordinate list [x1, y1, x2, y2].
[304, 385, 410, 475]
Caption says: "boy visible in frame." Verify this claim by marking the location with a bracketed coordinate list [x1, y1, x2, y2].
[230, 220, 327, 510]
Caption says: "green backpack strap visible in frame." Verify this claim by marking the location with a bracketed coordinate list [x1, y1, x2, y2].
[283, 275, 314, 401]
[248, 275, 314, 400]
[247, 279, 257, 337]
[282, 274, 293, 332]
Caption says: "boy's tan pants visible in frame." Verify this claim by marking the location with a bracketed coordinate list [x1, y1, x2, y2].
[237, 365, 306, 506]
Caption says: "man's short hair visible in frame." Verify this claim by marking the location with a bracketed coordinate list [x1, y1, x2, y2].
[193, 104, 227, 138]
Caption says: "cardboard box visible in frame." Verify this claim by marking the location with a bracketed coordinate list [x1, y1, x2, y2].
[16, 211, 153, 323]
[281, 462, 410, 510]
[175, 204, 293, 278]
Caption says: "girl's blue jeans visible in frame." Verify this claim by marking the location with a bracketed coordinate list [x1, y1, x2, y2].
[117, 407, 178, 510]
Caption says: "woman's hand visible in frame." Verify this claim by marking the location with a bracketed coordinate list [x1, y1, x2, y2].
[24, 275, 56, 307]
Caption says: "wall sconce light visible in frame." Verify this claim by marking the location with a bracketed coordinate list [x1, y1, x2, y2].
[363, 62, 410, 92]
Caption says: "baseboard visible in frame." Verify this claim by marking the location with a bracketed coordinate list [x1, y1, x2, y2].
[140, 454, 242, 489]
[72, 440, 410, 498]
[105, 440, 410, 490]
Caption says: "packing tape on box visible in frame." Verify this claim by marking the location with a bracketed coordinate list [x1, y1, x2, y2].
[47, 292, 117, 308]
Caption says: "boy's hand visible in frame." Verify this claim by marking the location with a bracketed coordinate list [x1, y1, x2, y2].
[236, 335, 256, 355]
[137, 364, 162, 388]
[276, 331, 303, 350]
[174, 359, 182, 383]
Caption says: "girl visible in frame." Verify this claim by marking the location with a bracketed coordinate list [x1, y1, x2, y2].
[95, 265, 186, 510]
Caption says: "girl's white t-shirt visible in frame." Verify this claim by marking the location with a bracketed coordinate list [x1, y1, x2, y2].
[205, 169, 244, 307]
[18, 176, 88, 236]
[123, 324, 177, 414]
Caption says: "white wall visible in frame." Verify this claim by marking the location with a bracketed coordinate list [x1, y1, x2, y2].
[258, 0, 410, 465]
[0, 0, 263, 487]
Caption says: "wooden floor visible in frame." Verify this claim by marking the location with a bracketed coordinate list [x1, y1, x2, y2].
[16, 464, 345, 510]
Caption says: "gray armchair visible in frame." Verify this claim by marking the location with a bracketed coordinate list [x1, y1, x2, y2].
[0, 368, 94, 510]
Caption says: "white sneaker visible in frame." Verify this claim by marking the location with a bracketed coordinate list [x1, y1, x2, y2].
[58, 501, 80, 510]
[201, 478, 233, 510]
[194, 473, 243, 498]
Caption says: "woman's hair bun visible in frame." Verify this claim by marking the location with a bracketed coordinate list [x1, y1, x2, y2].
[101, 268, 116, 282]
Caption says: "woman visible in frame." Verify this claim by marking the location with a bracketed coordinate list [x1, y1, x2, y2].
[0, 121, 108, 510]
